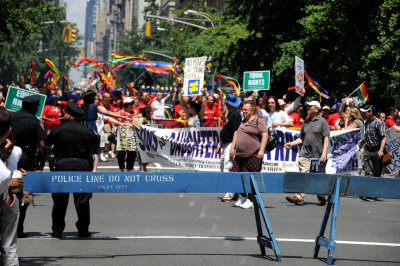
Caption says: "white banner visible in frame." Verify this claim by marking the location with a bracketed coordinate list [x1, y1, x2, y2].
[183, 56, 207, 96]
[135, 126, 361, 174]
[385, 127, 400, 174]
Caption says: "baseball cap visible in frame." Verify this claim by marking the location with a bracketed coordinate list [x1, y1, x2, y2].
[123, 97, 133, 104]
[306, 100, 321, 110]
[360, 105, 375, 112]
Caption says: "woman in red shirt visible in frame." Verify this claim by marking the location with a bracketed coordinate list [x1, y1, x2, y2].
[42, 95, 62, 132]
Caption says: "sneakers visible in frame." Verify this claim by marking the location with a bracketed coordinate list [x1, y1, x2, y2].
[240, 199, 254, 209]
[108, 151, 116, 159]
[234, 196, 246, 207]
[99, 154, 108, 162]
[285, 196, 304, 206]
[222, 193, 234, 202]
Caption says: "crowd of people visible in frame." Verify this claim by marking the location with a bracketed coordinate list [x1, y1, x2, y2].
[0, 82, 399, 264]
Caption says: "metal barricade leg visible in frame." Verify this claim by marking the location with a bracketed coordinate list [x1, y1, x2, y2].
[314, 177, 341, 265]
[249, 174, 281, 262]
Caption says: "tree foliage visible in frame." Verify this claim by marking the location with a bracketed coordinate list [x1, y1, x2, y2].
[118, 0, 400, 106]
[0, 1, 80, 87]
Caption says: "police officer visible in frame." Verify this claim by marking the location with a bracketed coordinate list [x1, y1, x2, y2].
[10, 95, 47, 238]
[46, 102, 100, 238]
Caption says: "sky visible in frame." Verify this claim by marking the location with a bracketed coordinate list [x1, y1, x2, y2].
[64, 0, 88, 84]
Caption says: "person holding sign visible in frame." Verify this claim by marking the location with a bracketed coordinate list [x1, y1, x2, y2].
[230, 102, 269, 209]
[178, 92, 204, 127]
[263, 96, 293, 129]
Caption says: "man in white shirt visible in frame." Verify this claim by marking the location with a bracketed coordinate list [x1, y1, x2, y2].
[151, 90, 172, 119]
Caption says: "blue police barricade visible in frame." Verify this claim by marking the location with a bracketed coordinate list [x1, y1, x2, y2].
[24, 171, 400, 264]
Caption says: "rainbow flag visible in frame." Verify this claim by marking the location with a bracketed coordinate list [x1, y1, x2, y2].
[356, 82, 368, 104]
[304, 70, 330, 99]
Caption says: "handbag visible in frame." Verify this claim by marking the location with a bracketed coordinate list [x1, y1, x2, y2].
[265, 127, 278, 152]
[255, 117, 278, 152]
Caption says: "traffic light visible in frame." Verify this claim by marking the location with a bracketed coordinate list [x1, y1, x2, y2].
[62, 27, 70, 43]
[145, 21, 151, 37]
[69, 28, 77, 42]
[80, 48, 84, 57]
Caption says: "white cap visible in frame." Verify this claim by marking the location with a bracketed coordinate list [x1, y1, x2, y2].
[123, 97, 133, 104]
[306, 100, 321, 110]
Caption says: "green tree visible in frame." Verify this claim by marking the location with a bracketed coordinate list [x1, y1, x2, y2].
[0, 1, 80, 87]
[0, 0, 63, 42]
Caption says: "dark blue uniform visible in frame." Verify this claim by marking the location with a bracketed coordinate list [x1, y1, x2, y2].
[11, 104, 47, 238]
[46, 117, 99, 238]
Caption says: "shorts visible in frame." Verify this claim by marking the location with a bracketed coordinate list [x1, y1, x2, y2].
[100, 132, 110, 148]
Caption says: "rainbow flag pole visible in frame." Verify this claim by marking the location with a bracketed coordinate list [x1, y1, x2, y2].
[347, 82, 368, 103]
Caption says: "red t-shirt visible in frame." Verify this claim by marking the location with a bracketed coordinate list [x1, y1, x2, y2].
[203, 104, 219, 127]
[138, 102, 149, 110]
[327, 113, 340, 126]
[132, 106, 141, 116]
[288, 112, 301, 128]
[174, 104, 184, 119]
[385, 117, 396, 129]
[42, 105, 61, 130]
[119, 109, 134, 118]
[100, 101, 119, 125]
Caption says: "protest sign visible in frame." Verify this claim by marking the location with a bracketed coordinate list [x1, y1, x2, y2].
[385, 127, 400, 174]
[117, 126, 138, 151]
[135, 126, 360, 174]
[183, 56, 207, 96]
[295, 56, 305, 96]
[243, 71, 270, 91]
[4, 86, 47, 118]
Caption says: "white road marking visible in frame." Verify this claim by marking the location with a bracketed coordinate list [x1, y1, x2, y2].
[24, 235, 400, 247]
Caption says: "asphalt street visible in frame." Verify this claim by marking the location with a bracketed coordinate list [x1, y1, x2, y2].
[17, 159, 400, 265]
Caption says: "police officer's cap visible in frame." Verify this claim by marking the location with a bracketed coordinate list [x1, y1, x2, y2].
[22, 95, 41, 104]
[66, 102, 85, 117]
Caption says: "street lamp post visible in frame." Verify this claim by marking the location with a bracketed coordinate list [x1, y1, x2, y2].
[183, 10, 215, 28]
[145, 14, 207, 30]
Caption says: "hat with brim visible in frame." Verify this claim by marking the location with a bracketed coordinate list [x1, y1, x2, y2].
[360, 105, 375, 113]
[65, 102, 85, 117]
[306, 100, 321, 110]
[22, 95, 40, 105]
[225, 94, 241, 108]
[123, 97, 133, 104]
